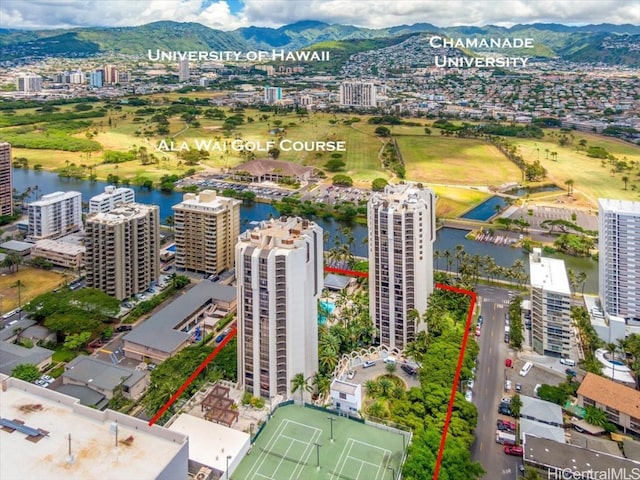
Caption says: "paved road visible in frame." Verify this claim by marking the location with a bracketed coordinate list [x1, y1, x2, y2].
[471, 285, 523, 480]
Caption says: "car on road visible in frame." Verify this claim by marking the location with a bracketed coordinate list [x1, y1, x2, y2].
[347, 370, 355, 380]
[565, 368, 577, 377]
[504, 446, 524, 456]
[401, 364, 417, 375]
[464, 390, 473, 402]
[363, 360, 375, 368]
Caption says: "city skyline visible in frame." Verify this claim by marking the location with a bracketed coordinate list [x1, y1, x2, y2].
[2, 0, 639, 31]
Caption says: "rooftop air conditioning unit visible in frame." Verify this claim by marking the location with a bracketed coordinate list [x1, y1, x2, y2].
[195, 467, 213, 480]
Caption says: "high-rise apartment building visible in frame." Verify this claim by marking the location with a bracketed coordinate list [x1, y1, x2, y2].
[529, 248, 572, 357]
[172, 190, 241, 276]
[85, 203, 160, 300]
[89, 185, 135, 213]
[264, 86, 282, 104]
[599, 199, 640, 321]
[27, 191, 82, 240]
[15, 73, 43, 93]
[103, 65, 118, 84]
[178, 59, 190, 82]
[236, 217, 323, 399]
[89, 70, 103, 88]
[368, 183, 436, 349]
[339, 81, 377, 107]
[0, 143, 13, 216]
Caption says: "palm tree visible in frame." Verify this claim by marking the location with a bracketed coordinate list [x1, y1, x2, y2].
[564, 179, 574, 196]
[368, 400, 385, 418]
[11, 280, 25, 321]
[291, 373, 311, 405]
[385, 362, 397, 375]
[584, 406, 608, 428]
[364, 379, 379, 397]
[577, 272, 588, 295]
[312, 372, 331, 401]
[622, 176, 630, 190]
[378, 377, 393, 397]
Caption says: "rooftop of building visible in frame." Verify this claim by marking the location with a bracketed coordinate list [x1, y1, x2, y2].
[0, 375, 188, 480]
[123, 281, 236, 354]
[529, 248, 571, 295]
[331, 379, 359, 395]
[523, 434, 639, 472]
[87, 202, 157, 224]
[370, 182, 435, 207]
[63, 356, 146, 391]
[34, 238, 85, 254]
[520, 395, 564, 426]
[577, 372, 640, 419]
[89, 185, 135, 201]
[29, 190, 81, 206]
[598, 198, 640, 214]
[173, 190, 241, 211]
[232, 158, 314, 178]
[519, 418, 565, 444]
[0, 340, 53, 376]
[0, 239, 34, 252]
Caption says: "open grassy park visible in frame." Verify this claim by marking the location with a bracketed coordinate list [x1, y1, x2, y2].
[2, 94, 639, 212]
[0, 267, 67, 312]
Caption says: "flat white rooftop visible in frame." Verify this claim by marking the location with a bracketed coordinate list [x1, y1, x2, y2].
[529, 250, 571, 295]
[0, 376, 188, 480]
[599, 198, 640, 215]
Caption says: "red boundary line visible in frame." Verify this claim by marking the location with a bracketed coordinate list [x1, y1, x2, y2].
[148, 270, 475, 480]
[148, 326, 237, 426]
[432, 283, 477, 480]
[324, 265, 369, 278]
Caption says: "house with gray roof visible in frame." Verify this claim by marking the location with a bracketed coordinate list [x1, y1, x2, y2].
[519, 418, 566, 444]
[520, 395, 564, 427]
[62, 356, 147, 400]
[122, 281, 236, 362]
[0, 319, 54, 375]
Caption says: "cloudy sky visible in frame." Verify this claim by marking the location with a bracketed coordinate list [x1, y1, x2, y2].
[2, 0, 639, 30]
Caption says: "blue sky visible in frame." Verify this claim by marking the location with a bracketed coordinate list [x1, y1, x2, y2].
[1, 0, 638, 30]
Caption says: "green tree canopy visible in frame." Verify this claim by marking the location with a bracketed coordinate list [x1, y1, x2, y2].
[11, 363, 41, 382]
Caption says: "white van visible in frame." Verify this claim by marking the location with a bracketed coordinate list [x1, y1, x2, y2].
[519, 362, 533, 376]
[560, 358, 576, 367]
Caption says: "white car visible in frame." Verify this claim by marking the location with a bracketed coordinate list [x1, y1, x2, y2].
[467, 378, 474, 390]
[504, 380, 512, 391]
[384, 356, 397, 364]
[464, 390, 473, 402]
[347, 370, 355, 380]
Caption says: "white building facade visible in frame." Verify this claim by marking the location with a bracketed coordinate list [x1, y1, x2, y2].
[89, 185, 135, 213]
[339, 81, 377, 107]
[27, 191, 82, 240]
[529, 248, 572, 357]
[368, 183, 436, 349]
[236, 217, 323, 399]
[599, 199, 640, 322]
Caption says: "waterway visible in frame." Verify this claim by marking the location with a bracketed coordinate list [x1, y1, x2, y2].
[460, 196, 508, 221]
[12, 169, 597, 291]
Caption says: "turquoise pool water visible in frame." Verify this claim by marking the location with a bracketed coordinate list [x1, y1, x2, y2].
[318, 300, 336, 325]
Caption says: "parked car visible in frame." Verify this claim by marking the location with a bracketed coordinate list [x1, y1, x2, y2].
[560, 358, 576, 366]
[347, 370, 355, 380]
[497, 419, 517, 432]
[565, 369, 577, 377]
[505, 358, 513, 368]
[515, 383, 522, 392]
[504, 446, 523, 456]
[384, 356, 397, 364]
[534, 384, 542, 397]
[475, 327, 482, 337]
[464, 390, 473, 402]
[363, 360, 375, 368]
[466, 378, 474, 389]
[401, 364, 417, 375]
[115, 325, 133, 333]
[504, 379, 512, 391]
[147, 363, 157, 371]
[477, 315, 483, 326]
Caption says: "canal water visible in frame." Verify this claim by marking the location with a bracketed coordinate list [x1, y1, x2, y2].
[12, 169, 597, 291]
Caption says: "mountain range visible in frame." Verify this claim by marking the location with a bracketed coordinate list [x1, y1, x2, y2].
[1, 20, 639, 67]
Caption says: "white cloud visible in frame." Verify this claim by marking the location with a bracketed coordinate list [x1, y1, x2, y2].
[0, 0, 638, 30]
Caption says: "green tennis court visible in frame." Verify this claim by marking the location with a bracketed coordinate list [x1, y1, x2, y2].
[232, 404, 408, 480]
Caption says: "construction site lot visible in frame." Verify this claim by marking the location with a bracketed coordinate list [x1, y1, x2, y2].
[232, 404, 408, 480]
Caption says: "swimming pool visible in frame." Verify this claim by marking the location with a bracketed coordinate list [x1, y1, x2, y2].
[166, 244, 176, 252]
[609, 359, 625, 366]
[318, 300, 336, 325]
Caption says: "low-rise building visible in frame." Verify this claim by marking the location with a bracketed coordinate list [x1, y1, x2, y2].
[31, 238, 85, 269]
[123, 281, 236, 363]
[0, 239, 34, 256]
[0, 319, 53, 376]
[62, 356, 148, 401]
[577, 373, 640, 435]
[330, 379, 362, 414]
[520, 395, 564, 427]
[231, 159, 315, 183]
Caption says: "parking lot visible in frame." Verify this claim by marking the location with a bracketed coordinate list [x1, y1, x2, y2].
[504, 356, 568, 400]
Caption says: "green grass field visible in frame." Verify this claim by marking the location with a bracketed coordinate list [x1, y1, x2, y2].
[517, 131, 640, 205]
[397, 135, 521, 186]
[232, 404, 408, 480]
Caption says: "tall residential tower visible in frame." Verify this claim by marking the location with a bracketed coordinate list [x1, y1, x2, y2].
[27, 191, 82, 240]
[85, 203, 160, 300]
[599, 199, 640, 321]
[0, 143, 12, 216]
[368, 183, 436, 349]
[172, 190, 241, 276]
[236, 217, 323, 399]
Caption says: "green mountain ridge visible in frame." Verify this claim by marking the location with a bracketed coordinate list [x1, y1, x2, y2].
[0, 20, 638, 66]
